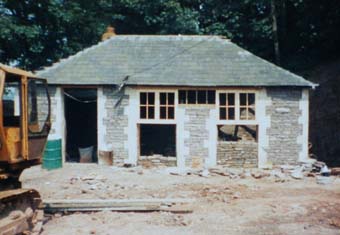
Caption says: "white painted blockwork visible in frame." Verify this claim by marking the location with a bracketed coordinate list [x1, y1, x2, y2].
[47, 86, 310, 168]
[298, 88, 311, 162]
[257, 89, 271, 168]
[48, 87, 66, 162]
[97, 87, 111, 152]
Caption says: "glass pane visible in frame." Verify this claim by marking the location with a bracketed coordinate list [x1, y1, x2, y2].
[240, 107, 247, 120]
[168, 93, 174, 105]
[197, 90, 207, 104]
[168, 107, 175, 119]
[140, 106, 146, 119]
[140, 93, 147, 105]
[219, 93, 226, 106]
[240, 93, 247, 106]
[3, 80, 21, 126]
[28, 80, 50, 133]
[179, 90, 186, 104]
[160, 92, 166, 105]
[219, 108, 226, 120]
[248, 93, 255, 105]
[148, 107, 154, 119]
[228, 93, 235, 106]
[160, 106, 167, 119]
[228, 108, 235, 120]
[207, 90, 216, 104]
[148, 93, 155, 104]
[188, 90, 196, 104]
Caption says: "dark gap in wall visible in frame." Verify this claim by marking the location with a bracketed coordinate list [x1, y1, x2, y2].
[218, 125, 258, 142]
[139, 124, 176, 157]
[64, 88, 97, 163]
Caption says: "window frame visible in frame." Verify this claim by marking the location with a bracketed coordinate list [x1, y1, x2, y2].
[219, 93, 236, 120]
[178, 89, 216, 105]
[239, 93, 256, 120]
[159, 92, 175, 120]
[139, 92, 155, 120]
[217, 90, 257, 123]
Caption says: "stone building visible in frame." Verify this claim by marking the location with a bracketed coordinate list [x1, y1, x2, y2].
[37, 35, 316, 168]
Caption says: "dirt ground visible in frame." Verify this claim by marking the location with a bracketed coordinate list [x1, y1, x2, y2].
[20, 163, 340, 235]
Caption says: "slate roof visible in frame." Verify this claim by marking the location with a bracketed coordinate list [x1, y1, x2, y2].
[36, 35, 315, 87]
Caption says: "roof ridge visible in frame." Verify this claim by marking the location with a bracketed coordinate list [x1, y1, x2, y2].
[36, 35, 228, 76]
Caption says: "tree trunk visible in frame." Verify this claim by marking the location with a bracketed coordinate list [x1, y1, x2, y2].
[271, 0, 281, 65]
[279, 0, 287, 57]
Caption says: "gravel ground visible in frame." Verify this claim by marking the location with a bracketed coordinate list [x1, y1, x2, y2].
[20, 163, 340, 235]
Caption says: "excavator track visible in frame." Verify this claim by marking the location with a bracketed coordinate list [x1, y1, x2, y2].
[0, 189, 42, 235]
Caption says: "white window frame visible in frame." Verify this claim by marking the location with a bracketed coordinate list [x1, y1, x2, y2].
[138, 89, 177, 124]
[216, 90, 258, 125]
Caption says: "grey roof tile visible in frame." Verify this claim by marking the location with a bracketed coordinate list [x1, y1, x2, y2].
[36, 35, 315, 87]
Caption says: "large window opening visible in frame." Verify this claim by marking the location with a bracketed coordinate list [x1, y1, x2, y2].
[64, 88, 97, 163]
[139, 124, 176, 157]
[218, 125, 258, 142]
[217, 125, 258, 168]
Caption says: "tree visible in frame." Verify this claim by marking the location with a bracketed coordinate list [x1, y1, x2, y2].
[0, 0, 339, 70]
[271, 0, 280, 65]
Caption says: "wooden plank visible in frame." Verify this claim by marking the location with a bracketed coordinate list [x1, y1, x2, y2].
[43, 198, 193, 205]
[36, 210, 44, 221]
[43, 206, 193, 213]
[42, 198, 193, 213]
[31, 221, 43, 235]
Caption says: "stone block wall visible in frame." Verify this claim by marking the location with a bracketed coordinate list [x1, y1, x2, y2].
[184, 107, 212, 167]
[103, 87, 129, 165]
[266, 88, 303, 165]
[138, 155, 177, 168]
[217, 141, 258, 168]
[47, 87, 58, 135]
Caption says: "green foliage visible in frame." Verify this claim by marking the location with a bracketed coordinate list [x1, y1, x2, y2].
[0, 0, 339, 71]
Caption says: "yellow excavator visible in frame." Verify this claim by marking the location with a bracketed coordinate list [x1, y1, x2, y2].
[0, 64, 51, 234]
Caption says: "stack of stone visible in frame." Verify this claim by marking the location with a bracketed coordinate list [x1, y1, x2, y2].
[138, 155, 177, 168]
[217, 141, 258, 168]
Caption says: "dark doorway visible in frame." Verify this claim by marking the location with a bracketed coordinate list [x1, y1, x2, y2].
[139, 124, 176, 157]
[64, 88, 97, 162]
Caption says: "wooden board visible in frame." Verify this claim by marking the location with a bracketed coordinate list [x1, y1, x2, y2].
[42, 198, 193, 213]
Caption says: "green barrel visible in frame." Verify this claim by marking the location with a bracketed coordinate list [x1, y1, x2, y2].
[42, 139, 62, 170]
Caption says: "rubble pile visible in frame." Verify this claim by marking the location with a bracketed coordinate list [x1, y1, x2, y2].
[183, 160, 340, 185]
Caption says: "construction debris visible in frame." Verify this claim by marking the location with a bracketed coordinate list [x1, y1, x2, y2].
[18, 164, 340, 235]
[291, 166, 304, 179]
[321, 165, 331, 176]
[312, 161, 326, 172]
[331, 167, 340, 176]
[316, 176, 332, 185]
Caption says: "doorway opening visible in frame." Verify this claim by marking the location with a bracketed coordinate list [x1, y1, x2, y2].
[138, 124, 176, 167]
[64, 88, 97, 163]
